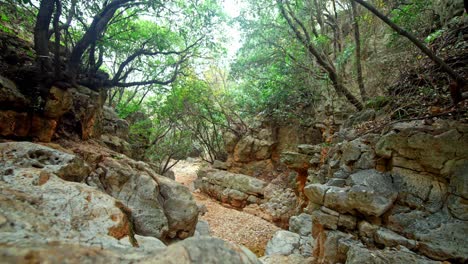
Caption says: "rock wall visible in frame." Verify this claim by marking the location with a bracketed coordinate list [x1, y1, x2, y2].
[263, 120, 468, 263]
[223, 120, 323, 181]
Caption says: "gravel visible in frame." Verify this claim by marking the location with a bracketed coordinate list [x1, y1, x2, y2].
[173, 160, 281, 256]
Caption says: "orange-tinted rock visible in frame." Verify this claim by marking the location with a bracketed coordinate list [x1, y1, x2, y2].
[30, 115, 57, 142]
[44, 86, 73, 119]
[0, 110, 30, 137]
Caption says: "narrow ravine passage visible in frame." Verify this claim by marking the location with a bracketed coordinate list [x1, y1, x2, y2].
[172, 160, 281, 256]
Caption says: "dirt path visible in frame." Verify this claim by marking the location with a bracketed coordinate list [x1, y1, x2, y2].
[172, 159, 280, 256]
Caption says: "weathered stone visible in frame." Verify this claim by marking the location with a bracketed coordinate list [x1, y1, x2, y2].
[101, 134, 133, 157]
[213, 160, 228, 170]
[448, 159, 468, 199]
[30, 115, 57, 142]
[224, 131, 240, 154]
[0, 142, 90, 182]
[96, 157, 168, 239]
[252, 138, 273, 160]
[320, 206, 339, 216]
[44, 86, 73, 118]
[313, 230, 354, 264]
[299, 236, 314, 257]
[374, 227, 417, 250]
[289, 213, 312, 236]
[346, 170, 397, 216]
[197, 168, 266, 196]
[280, 151, 312, 170]
[102, 106, 129, 139]
[338, 214, 357, 230]
[195, 220, 211, 236]
[233, 135, 255, 162]
[447, 194, 468, 220]
[387, 208, 468, 261]
[311, 210, 338, 230]
[358, 221, 379, 238]
[0, 110, 30, 137]
[0, 167, 132, 247]
[304, 184, 329, 204]
[139, 237, 261, 264]
[346, 245, 441, 264]
[326, 178, 346, 187]
[265, 230, 301, 256]
[60, 85, 105, 140]
[355, 151, 375, 169]
[259, 254, 309, 264]
[298, 144, 322, 155]
[0, 75, 29, 109]
[154, 175, 199, 240]
[392, 167, 446, 212]
[341, 141, 362, 164]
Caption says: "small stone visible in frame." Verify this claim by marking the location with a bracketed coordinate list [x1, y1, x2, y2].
[311, 210, 338, 230]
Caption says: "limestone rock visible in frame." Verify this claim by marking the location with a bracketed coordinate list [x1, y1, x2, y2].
[280, 151, 312, 170]
[0, 142, 90, 182]
[44, 86, 73, 119]
[0, 75, 29, 109]
[259, 254, 310, 264]
[213, 160, 228, 170]
[289, 213, 312, 236]
[195, 220, 211, 236]
[93, 156, 168, 238]
[298, 144, 322, 155]
[101, 134, 133, 157]
[311, 210, 338, 230]
[387, 208, 468, 261]
[265, 230, 301, 256]
[102, 106, 129, 139]
[374, 227, 418, 250]
[156, 175, 199, 239]
[0, 110, 30, 137]
[141, 237, 261, 264]
[346, 245, 441, 264]
[197, 168, 266, 196]
[313, 230, 355, 264]
[305, 170, 397, 217]
[0, 167, 132, 247]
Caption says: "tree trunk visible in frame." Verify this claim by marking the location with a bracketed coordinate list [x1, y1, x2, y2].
[67, 0, 133, 80]
[278, 0, 364, 110]
[351, 0, 368, 102]
[352, 0, 466, 104]
[53, 0, 62, 78]
[34, 0, 55, 72]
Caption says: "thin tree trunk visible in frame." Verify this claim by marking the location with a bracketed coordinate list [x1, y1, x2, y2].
[278, 0, 364, 110]
[351, 0, 368, 102]
[53, 0, 62, 78]
[352, 0, 466, 103]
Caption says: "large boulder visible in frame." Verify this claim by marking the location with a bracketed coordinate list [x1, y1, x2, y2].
[265, 230, 301, 256]
[289, 213, 312, 236]
[0, 142, 90, 182]
[141, 237, 260, 264]
[196, 167, 266, 208]
[92, 155, 198, 240]
[346, 245, 441, 264]
[0, 164, 133, 248]
[304, 170, 397, 217]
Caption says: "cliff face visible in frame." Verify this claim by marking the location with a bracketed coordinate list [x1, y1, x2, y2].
[250, 119, 467, 263]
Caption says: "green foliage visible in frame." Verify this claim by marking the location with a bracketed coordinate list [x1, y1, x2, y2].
[389, 0, 436, 41]
[425, 29, 444, 44]
[365, 96, 390, 110]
